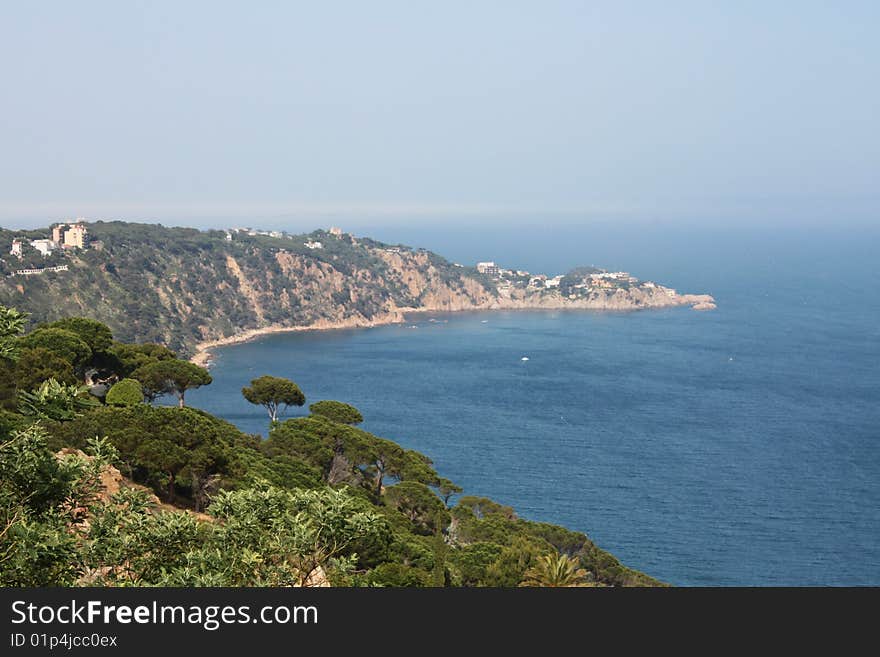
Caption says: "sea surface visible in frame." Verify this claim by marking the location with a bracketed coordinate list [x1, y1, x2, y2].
[188, 224, 880, 586]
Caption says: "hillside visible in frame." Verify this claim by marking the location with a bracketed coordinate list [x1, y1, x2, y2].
[0, 309, 664, 587]
[0, 225, 673, 587]
[0, 221, 714, 355]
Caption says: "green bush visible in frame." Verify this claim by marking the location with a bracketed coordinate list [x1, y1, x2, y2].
[105, 378, 143, 407]
[366, 563, 433, 587]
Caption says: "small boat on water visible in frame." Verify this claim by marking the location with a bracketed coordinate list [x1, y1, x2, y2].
[521, 357, 530, 361]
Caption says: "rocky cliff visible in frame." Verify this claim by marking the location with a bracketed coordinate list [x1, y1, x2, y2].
[0, 221, 714, 356]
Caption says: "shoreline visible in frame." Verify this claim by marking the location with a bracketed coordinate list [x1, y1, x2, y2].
[189, 294, 715, 366]
[190, 311, 407, 366]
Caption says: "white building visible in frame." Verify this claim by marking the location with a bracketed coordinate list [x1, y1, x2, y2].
[10, 239, 23, 258]
[476, 261, 500, 277]
[11, 264, 69, 277]
[329, 226, 343, 236]
[304, 240, 324, 249]
[545, 276, 563, 288]
[31, 239, 56, 257]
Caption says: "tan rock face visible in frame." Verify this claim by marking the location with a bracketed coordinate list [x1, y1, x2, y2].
[677, 294, 717, 311]
[226, 254, 267, 322]
[193, 243, 714, 359]
[55, 448, 160, 507]
[377, 250, 494, 311]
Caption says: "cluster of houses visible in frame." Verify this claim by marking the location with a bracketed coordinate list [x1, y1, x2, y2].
[225, 226, 345, 251]
[10, 221, 89, 260]
[7, 221, 94, 276]
[475, 259, 677, 297]
[478, 261, 564, 290]
[528, 274, 565, 289]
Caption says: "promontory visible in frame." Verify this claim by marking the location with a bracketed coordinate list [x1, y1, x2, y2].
[0, 221, 715, 358]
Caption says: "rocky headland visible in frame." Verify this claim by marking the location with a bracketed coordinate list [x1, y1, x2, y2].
[0, 220, 715, 362]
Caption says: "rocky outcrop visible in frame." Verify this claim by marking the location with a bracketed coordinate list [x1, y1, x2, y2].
[682, 295, 717, 311]
[379, 249, 715, 314]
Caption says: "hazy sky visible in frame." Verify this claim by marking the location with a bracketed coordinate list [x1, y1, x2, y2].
[1, 1, 877, 229]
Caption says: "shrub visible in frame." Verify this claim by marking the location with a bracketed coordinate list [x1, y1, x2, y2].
[105, 378, 144, 407]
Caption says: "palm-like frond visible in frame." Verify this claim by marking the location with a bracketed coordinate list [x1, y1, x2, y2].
[520, 552, 592, 587]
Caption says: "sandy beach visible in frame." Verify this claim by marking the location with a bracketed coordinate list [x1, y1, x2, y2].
[189, 311, 410, 366]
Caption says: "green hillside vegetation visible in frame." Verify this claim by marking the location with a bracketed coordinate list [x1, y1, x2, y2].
[0, 305, 663, 587]
[0, 222, 490, 354]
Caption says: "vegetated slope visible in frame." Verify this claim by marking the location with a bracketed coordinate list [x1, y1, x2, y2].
[0, 221, 713, 355]
[0, 222, 495, 354]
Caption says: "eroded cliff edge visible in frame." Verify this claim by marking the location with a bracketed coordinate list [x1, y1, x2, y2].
[0, 221, 715, 358]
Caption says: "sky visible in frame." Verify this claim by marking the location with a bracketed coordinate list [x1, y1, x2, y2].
[0, 1, 878, 231]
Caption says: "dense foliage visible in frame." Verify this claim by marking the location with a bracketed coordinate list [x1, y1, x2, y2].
[104, 378, 144, 407]
[131, 360, 211, 407]
[309, 400, 364, 425]
[0, 304, 663, 587]
[0, 222, 493, 355]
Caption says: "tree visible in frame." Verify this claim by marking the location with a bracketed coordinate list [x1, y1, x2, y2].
[15, 347, 77, 391]
[368, 438, 405, 497]
[0, 425, 116, 586]
[132, 360, 211, 407]
[519, 552, 592, 587]
[18, 328, 92, 371]
[432, 510, 449, 587]
[18, 379, 99, 421]
[400, 449, 440, 486]
[204, 485, 386, 586]
[0, 305, 28, 360]
[134, 440, 189, 503]
[48, 405, 236, 507]
[384, 481, 447, 533]
[43, 318, 113, 354]
[242, 375, 305, 423]
[450, 542, 505, 586]
[263, 417, 336, 476]
[434, 477, 463, 507]
[309, 400, 363, 425]
[111, 342, 177, 378]
[485, 537, 543, 587]
[367, 563, 433, 587]
[0, 360, 16, 410]
[105, 378, 144, 407]
[40, 319, 119, 382]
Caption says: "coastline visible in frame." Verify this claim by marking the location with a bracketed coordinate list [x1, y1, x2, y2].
[190, 311, 407, 366]
[189, 293, 715, 366]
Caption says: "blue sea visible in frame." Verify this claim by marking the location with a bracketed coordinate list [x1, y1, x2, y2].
[188, 223, 880, 586]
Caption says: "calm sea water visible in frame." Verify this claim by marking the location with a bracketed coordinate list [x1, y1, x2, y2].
[188, 225, 880, 585]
